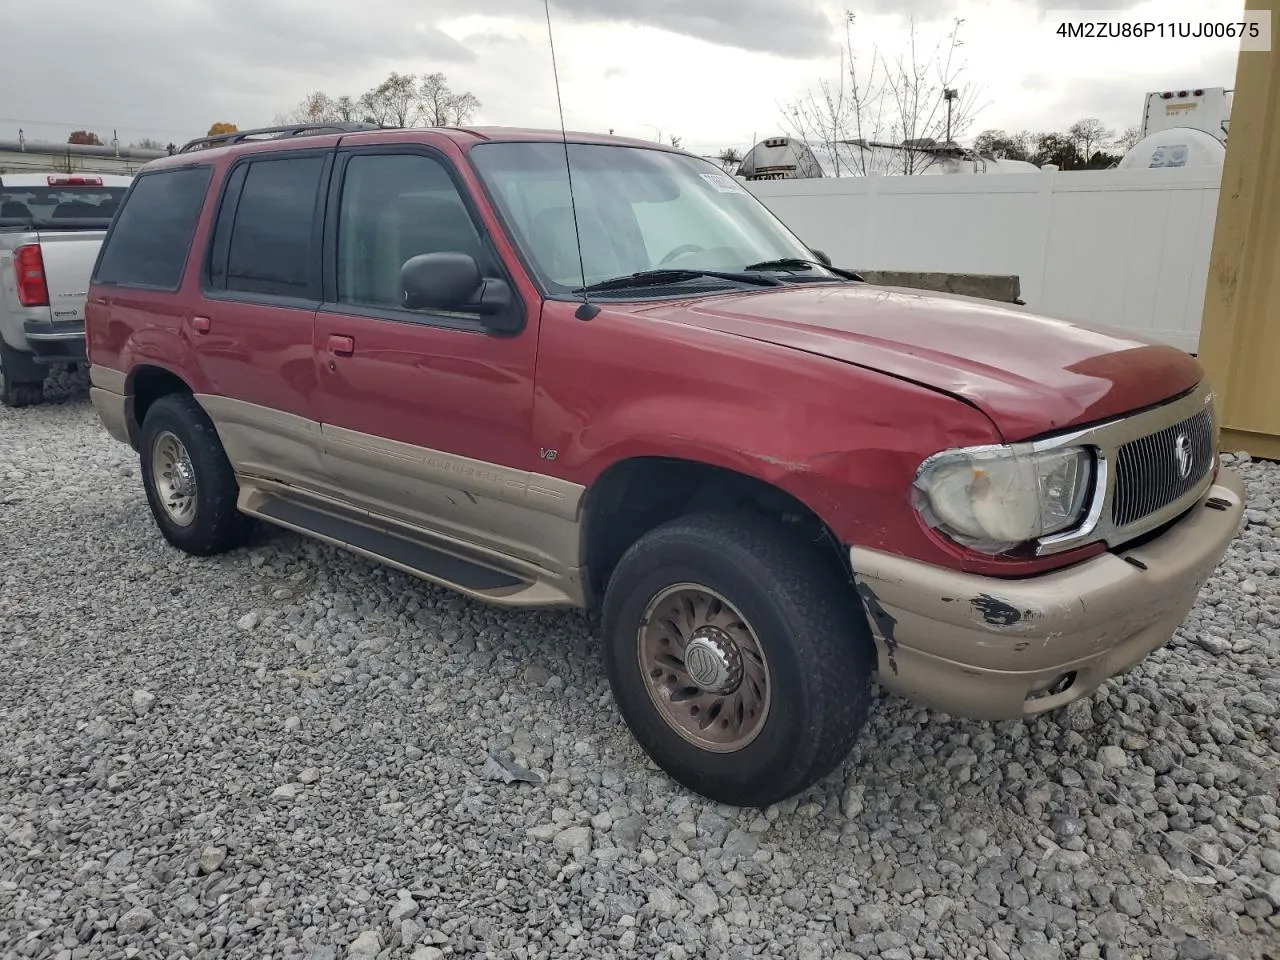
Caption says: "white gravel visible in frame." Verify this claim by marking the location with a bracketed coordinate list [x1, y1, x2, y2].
[2, 373, 1278, 960]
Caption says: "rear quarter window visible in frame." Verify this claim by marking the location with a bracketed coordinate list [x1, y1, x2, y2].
[93, 166, 213, 290]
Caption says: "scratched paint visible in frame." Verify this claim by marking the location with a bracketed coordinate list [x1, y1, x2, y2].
[969, 594, 1024, 627]
[855, 580, 900, 675]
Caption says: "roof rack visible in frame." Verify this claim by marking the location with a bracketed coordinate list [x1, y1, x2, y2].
[177, 122, 382, 154]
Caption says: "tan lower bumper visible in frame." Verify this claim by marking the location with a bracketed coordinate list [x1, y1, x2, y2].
[88, 386, 132, 447]
[851, 469, 1245, 720]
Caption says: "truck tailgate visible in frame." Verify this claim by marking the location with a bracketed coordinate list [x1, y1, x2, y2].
[34, 230, 105, 324]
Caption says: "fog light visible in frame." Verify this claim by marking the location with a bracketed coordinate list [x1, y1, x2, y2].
[1025, 671, 1077, 701]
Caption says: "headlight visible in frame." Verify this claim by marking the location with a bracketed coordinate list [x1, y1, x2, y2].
[912, 445, 1093, 554]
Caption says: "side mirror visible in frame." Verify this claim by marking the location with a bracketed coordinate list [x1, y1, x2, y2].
[400, 252, 519, 333]
[808, 247, 863, 282]
[401, 252, 482, 310]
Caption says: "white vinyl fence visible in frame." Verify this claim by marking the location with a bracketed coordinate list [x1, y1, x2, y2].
[747, 168, 1224, 353]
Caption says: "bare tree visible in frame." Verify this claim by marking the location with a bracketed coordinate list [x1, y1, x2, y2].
[356, 89, 394, 127]
[334, 95, 358, 122]
[419, 73, 480, 126]
[1115, 125, 1143, 153]
[782, 72, 854, 175]
[717, 147, 742, 172]
[1068, 118, 1115, 163]
[374, 72, 419, 127]
[130, 137, 165, 150]
[276, 72, 481, 130]
[781, 13, 985, 176]
[274, 91, 341, 126]
[446, 91, 480, 126]
[781, 12, 876, 176]
[972, 129, 1033, 161]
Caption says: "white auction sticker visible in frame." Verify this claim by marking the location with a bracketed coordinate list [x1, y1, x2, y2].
[699, 172, 747, 195]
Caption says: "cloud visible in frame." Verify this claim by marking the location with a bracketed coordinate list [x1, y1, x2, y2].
[2, 0, 476, 143]
[1, 0, 837, 147]
[838, 0, 1137, 15]
[1024, 45, 1241, 134]
[0, 0, 1248, 160]
[541, 0, 838, 58]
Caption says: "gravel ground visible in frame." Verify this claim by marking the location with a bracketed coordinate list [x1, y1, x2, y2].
[2, 372, 1279, 960]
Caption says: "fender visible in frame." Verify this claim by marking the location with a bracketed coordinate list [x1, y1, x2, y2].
[531, 301, 1060, 573]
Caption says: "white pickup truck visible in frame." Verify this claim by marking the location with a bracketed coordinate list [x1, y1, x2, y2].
[0, 173, 133, 406]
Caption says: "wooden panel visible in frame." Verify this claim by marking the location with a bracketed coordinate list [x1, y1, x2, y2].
[1198, 0, 1280, 448]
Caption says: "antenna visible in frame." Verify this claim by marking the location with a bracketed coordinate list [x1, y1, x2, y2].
[542, 0, 599, 321]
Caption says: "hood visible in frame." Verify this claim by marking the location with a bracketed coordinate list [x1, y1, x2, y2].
[630, 283, 1204, 441]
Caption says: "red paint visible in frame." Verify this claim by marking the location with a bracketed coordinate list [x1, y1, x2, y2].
[313, 310, 538, 482]
[326, 334, 354, 357]
[88, 127, 1209, 579]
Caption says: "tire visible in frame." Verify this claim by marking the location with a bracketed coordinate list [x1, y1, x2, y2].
[601, 511, 875, 807]
[0, 345, 45, 408]
[138, 393, 254, 555]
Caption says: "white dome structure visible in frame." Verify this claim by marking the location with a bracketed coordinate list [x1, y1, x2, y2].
[1117, 126, 1226, 171]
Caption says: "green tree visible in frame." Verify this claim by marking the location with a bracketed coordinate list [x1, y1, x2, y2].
[1031, 132, 1080, 169]
[971, 129, 1032, 161]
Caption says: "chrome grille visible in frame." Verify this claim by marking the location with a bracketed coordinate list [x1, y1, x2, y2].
[1111, 407, 1215, 528]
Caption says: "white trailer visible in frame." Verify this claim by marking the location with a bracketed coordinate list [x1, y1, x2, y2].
[1141, 87, 1231, 141]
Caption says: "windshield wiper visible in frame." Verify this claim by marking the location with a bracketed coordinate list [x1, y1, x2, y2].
[743, 258, 864, 281]
[573, 268, 783, 294]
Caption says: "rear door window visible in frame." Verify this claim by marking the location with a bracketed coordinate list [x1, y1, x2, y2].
[92, 166, 212, 290]
[207, 154, 326, 300]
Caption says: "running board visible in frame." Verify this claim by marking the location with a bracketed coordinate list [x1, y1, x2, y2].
[241, 491, 540, 599]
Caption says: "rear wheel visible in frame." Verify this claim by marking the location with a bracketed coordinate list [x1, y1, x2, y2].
[601, 511, 875, 807]
[0, 344, 46, 408]
[139, 393, 254, 555]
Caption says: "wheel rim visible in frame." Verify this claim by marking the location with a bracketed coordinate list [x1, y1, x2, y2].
[637, 583, 772, 753]
[152, 431, 198, 527]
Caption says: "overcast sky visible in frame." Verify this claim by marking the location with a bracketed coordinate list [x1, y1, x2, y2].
[1, 0, 1249, 157]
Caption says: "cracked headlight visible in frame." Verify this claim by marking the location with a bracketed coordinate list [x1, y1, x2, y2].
[912, 445, 1094, 554]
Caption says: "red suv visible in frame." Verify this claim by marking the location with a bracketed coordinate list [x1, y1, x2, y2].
[84, 122, 1244, 807]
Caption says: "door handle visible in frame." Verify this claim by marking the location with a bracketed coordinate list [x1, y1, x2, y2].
[328, 334, 355, 357]
[191, 316, 211, 334]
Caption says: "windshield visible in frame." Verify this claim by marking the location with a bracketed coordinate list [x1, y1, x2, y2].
[0, 185, 127, 225]
[468, 141, 836, 295]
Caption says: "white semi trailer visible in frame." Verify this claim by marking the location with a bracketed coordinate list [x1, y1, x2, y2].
[1140, 87, 1231, 141]
[1118, 86, 1232, 170]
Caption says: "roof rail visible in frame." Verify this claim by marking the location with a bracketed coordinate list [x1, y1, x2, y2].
[177, 122, 382, 154]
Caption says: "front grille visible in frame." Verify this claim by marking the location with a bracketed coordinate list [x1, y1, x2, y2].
[1111, 407, 1215, 528]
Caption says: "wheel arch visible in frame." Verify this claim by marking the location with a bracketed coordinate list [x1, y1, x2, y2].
[579, 454, 854, 607]
[125, 364, 196, 447]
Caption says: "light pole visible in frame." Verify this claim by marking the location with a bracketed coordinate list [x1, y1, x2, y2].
[944, 88, 958, 144]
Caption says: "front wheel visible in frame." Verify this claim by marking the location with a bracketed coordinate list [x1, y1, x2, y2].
[601, 512, 875, 807]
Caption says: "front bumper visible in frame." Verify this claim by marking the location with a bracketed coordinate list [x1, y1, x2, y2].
[851, 469, 1245, 720]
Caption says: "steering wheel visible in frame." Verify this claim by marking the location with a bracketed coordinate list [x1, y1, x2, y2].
[658, 243, 706, 265]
